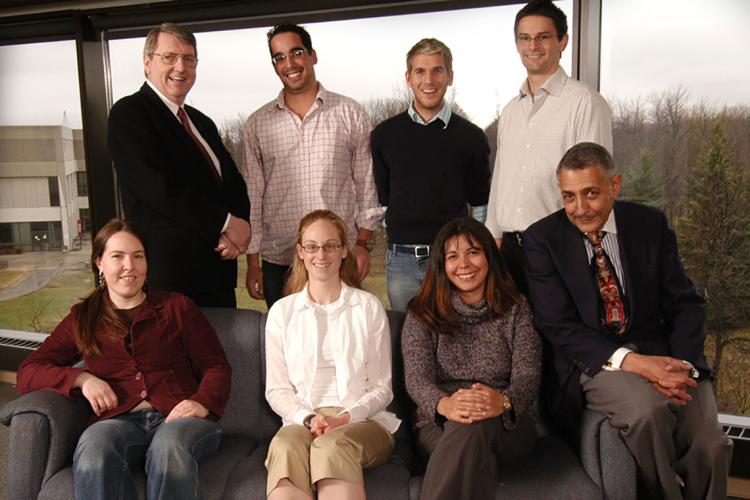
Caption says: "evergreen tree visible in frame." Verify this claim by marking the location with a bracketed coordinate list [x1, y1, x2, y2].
[623, 148, 664, 208]
[678, 122, 750, 382]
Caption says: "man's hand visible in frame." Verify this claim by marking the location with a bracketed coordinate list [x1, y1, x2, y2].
[165, 399, 209, 422]
[351, 245, 370, 281]
[75, 372, 118, 416]
[224, 215, 251, 252]
[245, 254, 264, 300]
[214, 234, 241, 260]
[621, 353, 697, 405]
[309, 412, 351, 437]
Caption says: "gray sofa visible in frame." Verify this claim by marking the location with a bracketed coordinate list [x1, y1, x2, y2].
[1, 307, 637, 500]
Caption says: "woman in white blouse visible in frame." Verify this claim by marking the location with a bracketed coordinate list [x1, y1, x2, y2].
[264, 209, 400, 500]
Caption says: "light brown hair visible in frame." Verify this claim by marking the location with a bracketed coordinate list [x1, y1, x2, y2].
[283, 210, 361, 295]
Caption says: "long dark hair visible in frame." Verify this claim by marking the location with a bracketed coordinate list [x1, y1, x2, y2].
[407, 217, 520, 333]
[76, 219, 146, 357]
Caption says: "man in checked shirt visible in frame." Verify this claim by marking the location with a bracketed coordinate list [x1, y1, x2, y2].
[242, 23, 382, 308]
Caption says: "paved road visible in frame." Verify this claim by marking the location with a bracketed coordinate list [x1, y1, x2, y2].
[0, 246, 91, 301]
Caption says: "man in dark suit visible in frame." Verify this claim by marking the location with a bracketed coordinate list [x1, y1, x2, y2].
[524, 142, 729, 499]
[109, 23, 251, 307]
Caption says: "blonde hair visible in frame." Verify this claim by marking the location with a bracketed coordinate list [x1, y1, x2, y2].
[283, 210, 361, 295]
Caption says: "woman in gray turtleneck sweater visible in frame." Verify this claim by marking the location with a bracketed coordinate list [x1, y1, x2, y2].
[402, 217, 541, 500]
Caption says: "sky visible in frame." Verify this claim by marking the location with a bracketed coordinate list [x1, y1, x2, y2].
[0, 0, 748, 131]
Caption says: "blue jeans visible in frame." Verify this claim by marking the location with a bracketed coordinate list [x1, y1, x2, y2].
[386, 247, 431, 312]
[73, 410, 221, 500]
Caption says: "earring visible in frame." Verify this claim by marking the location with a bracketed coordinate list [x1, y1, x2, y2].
[98, 270, 105, 289]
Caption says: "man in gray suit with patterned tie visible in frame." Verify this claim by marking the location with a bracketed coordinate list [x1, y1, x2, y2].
[524, 142, 730, 499]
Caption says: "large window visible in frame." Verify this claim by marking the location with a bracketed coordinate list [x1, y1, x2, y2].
[0, 41, 92, 334]
[600, 0, 750, 417]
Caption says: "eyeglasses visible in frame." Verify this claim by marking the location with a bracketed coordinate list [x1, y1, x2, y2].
[271, 48, 306, 66]
[300, 243, 342, 254]
[150, 52, 198, 67]
[516, 33, 557, 44]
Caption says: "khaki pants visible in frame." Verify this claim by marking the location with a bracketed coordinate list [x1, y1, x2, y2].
[265, 417, 394, 496]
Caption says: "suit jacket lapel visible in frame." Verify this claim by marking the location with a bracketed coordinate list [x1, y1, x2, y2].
[557, 216, 601, 330]
[613, 202, 643, 327]
[138, 84, 223, 188]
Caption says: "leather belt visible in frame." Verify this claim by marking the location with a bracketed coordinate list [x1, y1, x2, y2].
[391, 244, 431, 258]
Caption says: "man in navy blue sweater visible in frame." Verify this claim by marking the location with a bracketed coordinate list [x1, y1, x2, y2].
[371, 38, 491, 311]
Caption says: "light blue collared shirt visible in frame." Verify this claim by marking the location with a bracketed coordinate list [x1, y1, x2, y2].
[407, 99, 452, 129]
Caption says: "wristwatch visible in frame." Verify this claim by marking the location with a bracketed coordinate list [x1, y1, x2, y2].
[356, 239, 374, 252]
[501, 393, 512, 412]
[303, 413, 315, 429]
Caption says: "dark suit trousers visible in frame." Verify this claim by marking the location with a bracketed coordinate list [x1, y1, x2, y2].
[416, 415, 537, 500]
[581, 371, 731, 500]
[262, 260, 290, 309]
[500, 232, 528, 296]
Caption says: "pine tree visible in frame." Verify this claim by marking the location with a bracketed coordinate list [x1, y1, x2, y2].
[678, 122, 750, 382]
[623, 148, 664, 208]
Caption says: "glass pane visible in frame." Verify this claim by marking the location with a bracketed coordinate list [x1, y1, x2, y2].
[0, 41, 93, 335]
[601, 0, 750, 416]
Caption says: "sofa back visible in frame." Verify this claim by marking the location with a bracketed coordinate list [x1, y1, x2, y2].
[201, 307, 415, 468]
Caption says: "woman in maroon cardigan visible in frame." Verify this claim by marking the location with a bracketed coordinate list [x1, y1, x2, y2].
[17, 219, 231, 500]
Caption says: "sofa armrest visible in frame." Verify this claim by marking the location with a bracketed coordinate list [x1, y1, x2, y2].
[579, 408, 637, 500]
[0, 390, 91, 499]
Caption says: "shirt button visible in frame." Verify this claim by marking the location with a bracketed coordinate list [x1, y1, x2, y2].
[135, 372, 142, 380]
[526, 144, 531, 148]
[140, 390, 148, 398]
[522, 166, 527, 171]
[520, 187, 524, 192]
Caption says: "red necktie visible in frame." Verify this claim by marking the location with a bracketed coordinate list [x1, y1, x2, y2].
[177, 107, 222, 184]
[586, 231, 627, 335]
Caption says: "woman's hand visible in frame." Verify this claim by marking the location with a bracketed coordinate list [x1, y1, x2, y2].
[437, 385, 508, 424]
[166, 399, 209, 422]
[309, 412, 351, 437]
[75, 372, 118, 416]
[436, 388, 486, 424]
[469, 383, 507, 421]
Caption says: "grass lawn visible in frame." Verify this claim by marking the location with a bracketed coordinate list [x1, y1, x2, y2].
[0, 271, 93, 333]
[0, 270, 25, 289]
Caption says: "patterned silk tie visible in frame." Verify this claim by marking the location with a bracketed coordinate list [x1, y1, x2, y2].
[177, 107, 222, 183]
[585, 231, 627, 335]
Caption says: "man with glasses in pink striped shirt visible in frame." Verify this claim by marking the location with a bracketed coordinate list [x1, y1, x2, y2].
[242, 23, 382, 308]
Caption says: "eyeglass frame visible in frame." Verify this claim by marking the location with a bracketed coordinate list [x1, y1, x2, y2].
[299, 242, 343, 254]
[150, 52, 199, 67]
[271, 48, 306, 66]
[515, 33, 559, 44]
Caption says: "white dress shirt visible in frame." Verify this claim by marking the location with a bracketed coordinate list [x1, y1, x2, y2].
[265, 281, 401, 433]
[486, 67, 613, 236]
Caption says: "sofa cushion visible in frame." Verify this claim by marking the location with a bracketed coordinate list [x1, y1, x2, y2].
[37, 434, 257, 500]
[407, 435, 601, 500]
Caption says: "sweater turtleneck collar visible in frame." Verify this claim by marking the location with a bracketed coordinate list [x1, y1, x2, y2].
[450, 291, 490, 324]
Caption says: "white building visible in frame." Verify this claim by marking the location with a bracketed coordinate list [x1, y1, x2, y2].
[0, 126, 89, 253]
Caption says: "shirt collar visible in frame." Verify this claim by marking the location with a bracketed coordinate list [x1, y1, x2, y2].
[275, 81, 326, 110]
[146, 79, 181, 118]
[582, 209, 617, 238]
[292, 280, 361, 311]
[519, 66, 568, 99]
[407, 99, 452, 129]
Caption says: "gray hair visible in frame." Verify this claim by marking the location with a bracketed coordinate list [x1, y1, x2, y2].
[556, 142, 620, 177]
